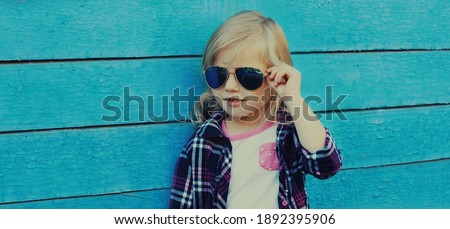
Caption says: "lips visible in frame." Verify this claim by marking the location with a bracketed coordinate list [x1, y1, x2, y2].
[224, 97, 244, 107]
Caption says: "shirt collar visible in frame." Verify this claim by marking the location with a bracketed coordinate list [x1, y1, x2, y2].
[196, 111, 228, 139]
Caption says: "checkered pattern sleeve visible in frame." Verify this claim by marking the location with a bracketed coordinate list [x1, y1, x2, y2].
[296, 128, 343, 179]
[169, 138, 194, 208]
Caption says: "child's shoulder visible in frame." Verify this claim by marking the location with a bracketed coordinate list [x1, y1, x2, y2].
[183, 111, 227, 147]
[192, 111, 227, 138]
[181, 114, 228, 156]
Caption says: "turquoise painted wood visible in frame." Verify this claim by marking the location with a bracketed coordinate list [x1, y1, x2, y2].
[0, 123, 194, 204]
[1, 51, 449, 132]
[0, 190, 170, 209]
[0, 0, 449, 209]
[322, 106, 450, 168]
[2, 160, 449, 209]
[0, 0, 448, 60]
[1, 107, 448, 205]
[307, 160, 450, 209]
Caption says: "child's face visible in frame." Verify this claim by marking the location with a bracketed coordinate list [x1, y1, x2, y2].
[210, 42, 273, 123]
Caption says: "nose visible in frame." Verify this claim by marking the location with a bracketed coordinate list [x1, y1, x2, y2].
[224, 72, 239, 92]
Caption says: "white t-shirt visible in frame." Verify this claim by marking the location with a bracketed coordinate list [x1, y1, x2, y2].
[222, 120, 280, 209]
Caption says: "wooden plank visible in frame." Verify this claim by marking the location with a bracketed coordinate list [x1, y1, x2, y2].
[0, 57, 205, 132]
[0, 190, 169, 209]
[3, 161, 449, 209]
[1, 51, 449, 132]
[306, 160, 450, 209]
[0, 106, 448, 204]
[0, 122, 194, 204]
[1, 0, 448, 60]
[323, 106, 450, 169]
[299, 51, 450, 112]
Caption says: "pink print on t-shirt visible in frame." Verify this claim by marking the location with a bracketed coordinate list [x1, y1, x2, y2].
[259, 142, 280, 171]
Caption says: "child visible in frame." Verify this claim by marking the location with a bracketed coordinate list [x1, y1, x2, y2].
[170, 10, 342, 209]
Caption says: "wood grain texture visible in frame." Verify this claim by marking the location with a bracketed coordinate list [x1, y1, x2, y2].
[0, 0, 448, 60]
[1, 0, 449, 210]
[0, 122, 195, 204]
[0, 190, 170, 209]
[307, 159, 450, 209]
[1, 106, 448, 204]
[322, 105, 450, 169]
[3, 160, 449, 209]
[1, 51, 449, 132]
[0, 57, 205, 132]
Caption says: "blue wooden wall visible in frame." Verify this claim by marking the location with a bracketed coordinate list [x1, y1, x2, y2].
[0, 1, 449, 209]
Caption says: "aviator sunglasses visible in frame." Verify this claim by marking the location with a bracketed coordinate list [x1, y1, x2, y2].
[204, 66, 268, 90]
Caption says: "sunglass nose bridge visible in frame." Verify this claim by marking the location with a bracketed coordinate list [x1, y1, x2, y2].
[223, 73, 240, 90]
[226, 68, 236, 75]
[204, 66, 265, 90]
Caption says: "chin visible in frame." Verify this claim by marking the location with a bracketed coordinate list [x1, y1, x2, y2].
[225, 109, 262, 122]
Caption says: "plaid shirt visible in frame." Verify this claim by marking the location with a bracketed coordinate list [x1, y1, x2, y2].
[170, 111, 342, 209]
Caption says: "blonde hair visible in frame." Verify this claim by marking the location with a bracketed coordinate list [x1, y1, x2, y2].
[193, 10, 293, 124]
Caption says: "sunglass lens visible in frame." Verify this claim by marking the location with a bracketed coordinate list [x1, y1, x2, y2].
[235, 67, 264, 90]
[205, 67, 228, 89]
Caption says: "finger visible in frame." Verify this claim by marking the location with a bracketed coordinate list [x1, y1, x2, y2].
[266, 76, 277, 89]
[273, 72, 281, 86]
[278, 74, 289, 87]
[267, 66, 276, 72]
[268, 67, 280, 80]
[274, 71, 286, 85]
[275, 78, 286, 87]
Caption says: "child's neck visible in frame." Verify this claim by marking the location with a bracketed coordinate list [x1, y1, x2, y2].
[224, 114, 268, 136]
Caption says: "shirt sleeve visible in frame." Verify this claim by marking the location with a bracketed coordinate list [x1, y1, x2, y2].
[295, 128, 343, 179]
[169, 140, 194, 208]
